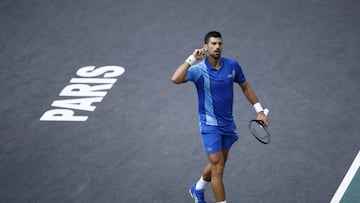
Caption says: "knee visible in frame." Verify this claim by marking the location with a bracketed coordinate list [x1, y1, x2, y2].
[208, 151, 226, 176]
[211, 162, 225, 176]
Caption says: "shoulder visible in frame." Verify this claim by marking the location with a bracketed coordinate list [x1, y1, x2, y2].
[221, 57, 240, 66]
[221, 57, 242, 71]
[187, 60, 207, 82]
[189, 60, 207, 72]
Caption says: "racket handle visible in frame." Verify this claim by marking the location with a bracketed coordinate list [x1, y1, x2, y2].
[264, 108, 269, 116]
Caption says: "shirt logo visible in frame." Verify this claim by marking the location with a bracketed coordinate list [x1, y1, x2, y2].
[227, 74, 233, 79]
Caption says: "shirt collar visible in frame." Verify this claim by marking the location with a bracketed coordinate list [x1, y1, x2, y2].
[204, 57, 223, 70]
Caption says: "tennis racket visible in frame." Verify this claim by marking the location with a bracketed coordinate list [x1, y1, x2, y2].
[249, 109, 270, 144]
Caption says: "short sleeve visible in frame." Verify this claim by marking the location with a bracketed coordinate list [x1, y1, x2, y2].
[234, 62, 246, 84]
[186, 65, 202, 82]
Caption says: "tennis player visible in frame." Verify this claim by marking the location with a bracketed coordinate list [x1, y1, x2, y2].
[171, 31, 269, 203]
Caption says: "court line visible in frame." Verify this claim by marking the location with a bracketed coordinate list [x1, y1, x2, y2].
[330, 150, 360, 203]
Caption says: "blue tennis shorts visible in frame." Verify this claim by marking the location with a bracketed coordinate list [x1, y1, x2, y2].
[199, 123, 239, 155]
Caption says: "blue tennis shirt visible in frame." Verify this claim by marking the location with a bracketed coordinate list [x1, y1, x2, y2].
[186, 57, 246, 127]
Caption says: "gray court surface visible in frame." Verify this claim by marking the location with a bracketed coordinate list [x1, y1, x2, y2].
[1, 0, 360, 202]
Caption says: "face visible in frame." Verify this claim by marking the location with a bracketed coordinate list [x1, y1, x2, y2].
[204, 37, 222, 60]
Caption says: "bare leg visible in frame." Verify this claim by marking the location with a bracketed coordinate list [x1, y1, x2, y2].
[209, 151, 225, 201]
[201, 149, 229, 201]
[201, 149, 229, 182]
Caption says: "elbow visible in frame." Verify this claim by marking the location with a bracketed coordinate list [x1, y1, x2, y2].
[171, 76, 176, 84]
[171, 76, 183, 84]
[171, 79, 177, 84]
[171, 78, 181, 84]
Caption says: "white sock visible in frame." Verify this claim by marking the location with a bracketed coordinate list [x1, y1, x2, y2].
[195, 176, 208, 190]
[217, 201, 226, 203]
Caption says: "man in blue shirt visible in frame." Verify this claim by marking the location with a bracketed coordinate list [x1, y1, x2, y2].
[171, 31, 268, 203]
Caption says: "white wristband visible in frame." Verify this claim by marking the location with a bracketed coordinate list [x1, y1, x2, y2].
[253, 102, 264, 113]
[185, 55, 197, 66]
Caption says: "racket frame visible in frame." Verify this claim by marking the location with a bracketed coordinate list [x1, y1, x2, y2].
[248, 108, 270, 144]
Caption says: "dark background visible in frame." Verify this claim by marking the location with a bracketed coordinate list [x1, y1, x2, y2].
[1, 0, 359, 202]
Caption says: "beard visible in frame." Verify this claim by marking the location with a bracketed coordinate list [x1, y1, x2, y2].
[208, 52, 221, 60]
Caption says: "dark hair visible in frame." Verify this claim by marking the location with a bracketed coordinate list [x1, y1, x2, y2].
[204, 31, 222, 44]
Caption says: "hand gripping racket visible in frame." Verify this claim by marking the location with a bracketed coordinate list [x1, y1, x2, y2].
[249, 109, 270, 144]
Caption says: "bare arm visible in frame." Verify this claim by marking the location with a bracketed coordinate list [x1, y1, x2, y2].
[171, 61, 191, 84]
[240, 81, 269, 126]
[171, 48, 205, 84]
[240, 81, 259, 105]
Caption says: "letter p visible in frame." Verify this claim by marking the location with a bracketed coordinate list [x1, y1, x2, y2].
[40, 109, 88, 121]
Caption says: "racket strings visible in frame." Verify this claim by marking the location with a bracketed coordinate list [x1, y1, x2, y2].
[249, 120, 270, 143]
